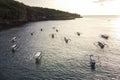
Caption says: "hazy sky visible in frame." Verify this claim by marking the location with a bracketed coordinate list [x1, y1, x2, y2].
[15, 0, 120, 15]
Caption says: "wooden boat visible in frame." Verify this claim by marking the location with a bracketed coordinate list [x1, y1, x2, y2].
[64, 37, 71, 44]
[11, 44, 17, 52]
[90, 55, 96, 70]
[31, 33, 33, 35]
[98, 41, 105, 49]
[56, 29, 58, 32]
[40, 28, 43, 31]
[101, 34, 109, 39]
[51, 34, 54, 38]
[77, 32, 80, 36]
[11, 37, 16, 42]
[35, 52, 42, 64]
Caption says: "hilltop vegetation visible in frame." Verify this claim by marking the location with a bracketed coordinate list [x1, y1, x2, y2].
[0, 0, 82, 30]
[0, 0, 26, 20]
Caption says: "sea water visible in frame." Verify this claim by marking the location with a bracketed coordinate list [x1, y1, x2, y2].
[0, 16, 120, 80]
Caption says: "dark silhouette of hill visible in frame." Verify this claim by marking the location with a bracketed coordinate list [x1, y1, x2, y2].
[0, 0, 82, 30]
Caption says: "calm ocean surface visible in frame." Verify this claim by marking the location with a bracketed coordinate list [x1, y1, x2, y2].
[0, 16, 120, 80]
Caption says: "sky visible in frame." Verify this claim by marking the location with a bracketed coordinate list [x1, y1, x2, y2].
[15, 0, 120, 15]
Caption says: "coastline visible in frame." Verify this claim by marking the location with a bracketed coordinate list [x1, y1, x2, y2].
[0, 0, 82, 31]
[0, 17, 82, 31]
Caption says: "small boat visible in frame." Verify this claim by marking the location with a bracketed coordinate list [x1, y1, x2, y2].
[98, 41, 105, 49]
[76, 32, 80, 36]
[101, 34, 109, 39]
[64, 37, 71, 44]
[49, 34, 56, 39]
[51, 34, 54, 38]
[40, 28, 43, 31]
[11, 44, 17, 53]
[56, 29, 58, 32]
[11, 37, 16, 42]
[90, 55, 96, 70]
[35, 52, 42, 64]
[31, 33, 33, 35]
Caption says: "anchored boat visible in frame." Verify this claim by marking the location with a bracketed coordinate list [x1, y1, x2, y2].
[101, 34, 109, 39]
[35, 52, 42, 64]
[90, 55, 96, 70]
[11, 37, 16, 42]
[11, 44, 17, 53]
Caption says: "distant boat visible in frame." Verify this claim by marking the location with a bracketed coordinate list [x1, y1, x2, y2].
[31, 33, 33, 35]
[35, 52, 42, 64]
[64, 37, 71, 44]
[94, 41, 107, 49]
[11, 44, 17, 53]
[11, 37, 16, 42]
[56, 29, 58, 32]
[76, 32, 80, 36]
[49, 34, 55, 39]
[90, 55, 96, 70]
[97, 41, 105, 49]
[40, 28, 43, 31]
[101, 34, 109, 39]
[51, 34, 54, 38]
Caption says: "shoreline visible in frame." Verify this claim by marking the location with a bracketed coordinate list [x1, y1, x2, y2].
[0, 0, 82, 31]
[0, 17, 81, 31]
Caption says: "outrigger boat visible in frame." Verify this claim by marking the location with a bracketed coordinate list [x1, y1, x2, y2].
[35, 52, 42, 64]
[90, 55, 96, 70]
[64, 37, 71, 44]
[11, 44, 17, 53]
[11, 37, 16, 42]
[101, 34, 109, 39]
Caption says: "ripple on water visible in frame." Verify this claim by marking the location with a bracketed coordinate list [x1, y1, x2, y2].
[0, 18, 120, 80]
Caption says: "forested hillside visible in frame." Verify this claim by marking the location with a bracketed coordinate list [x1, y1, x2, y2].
[0, 0, 82, 29]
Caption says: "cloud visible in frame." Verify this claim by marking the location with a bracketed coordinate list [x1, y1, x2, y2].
[93, 0, 115, 6]
[93, 0, 113, 3]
